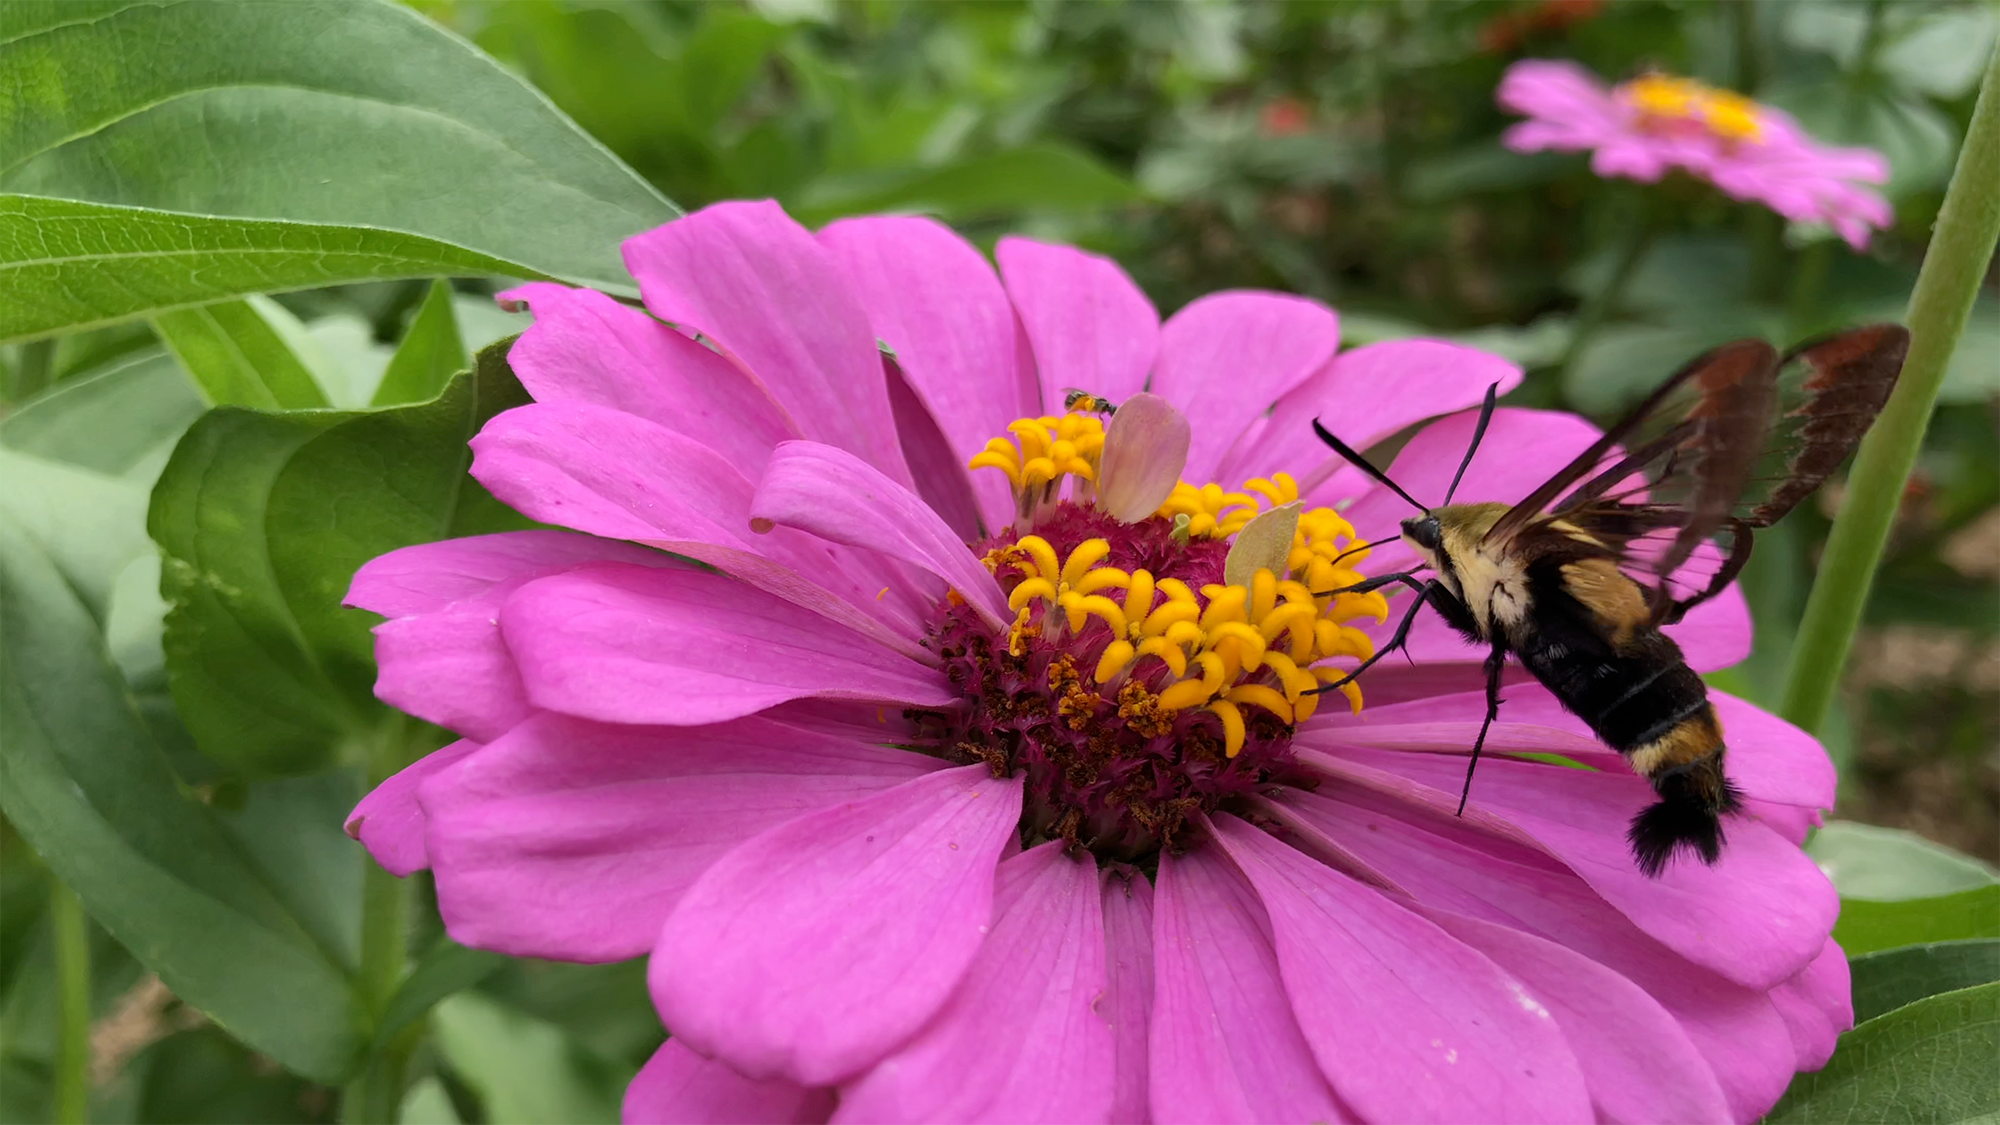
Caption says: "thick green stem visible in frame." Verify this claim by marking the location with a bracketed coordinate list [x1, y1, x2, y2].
[341, 721, 417, 1124]
[1779, 48, 2000, 736]
[50, 881, 91, 1125]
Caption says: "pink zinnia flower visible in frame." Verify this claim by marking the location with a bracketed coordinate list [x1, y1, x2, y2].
[1498, 59, 1894, 249]
[345, 201, 1848, 1124]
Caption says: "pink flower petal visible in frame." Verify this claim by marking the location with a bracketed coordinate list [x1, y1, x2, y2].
[820, 217, 1037, 533]
[496, 282, 796, 474]
[1149, 845, 1349, 1125]
[350, 531, 684, 742]
[751, 441, 1010, 632]
[347, 531, 670, 618]
[1147, 292, 1339, 483]
[1420, 910, 1733, 1125]
[1768, 939, 1852, 1072]
[1310, 747, 1837, 992]
[1710, 692, 1835, 808]
[1228, 339, 1522, 491]
[419, 713, 940, 962]
[835, 843, 1114, 1124]
[471, 401, 935, 653]
[344, 739, 480, 876]
[1096, 392, 1192, 524]
[886, 358, 987, 542]
[500, 564, 958, 726]
[624, 1039, 834, 1125]
[651, 765, 1023, 1086]
[622, 201, 911, 485]
[372, 611, 535, 743]
[1266, 778, 1804, 1122]
[995, 237, 1159, 415]
[1211, 814, 1593, 1125]
[1099, 870, 1154, 1125]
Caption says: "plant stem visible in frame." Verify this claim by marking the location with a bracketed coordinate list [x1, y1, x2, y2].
[1733, 0, 1761, 94]
[342, 720, 417, 1124]
[51, 880, 91, 1125]
[1779, 48, 2000, 736]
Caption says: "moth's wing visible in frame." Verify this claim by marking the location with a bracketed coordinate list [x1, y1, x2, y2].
[1743, 323, 1909, 526]
[1553, 324, 1909, 622]
[1483, 338, 1780, 549]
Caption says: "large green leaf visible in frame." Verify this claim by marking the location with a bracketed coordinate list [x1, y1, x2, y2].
[1765, 982, 2000, 1124]
[0, 1, 677, 319]
[0, 195, 535, 345]
[1810, 822, 2000, 901]
[147, 339, 533, 777]
[1835, 887, 2000, 958]
[0, 346, 205, 477]
[1851, 941, 2000, 1024]
[0, 516, 360, 1083]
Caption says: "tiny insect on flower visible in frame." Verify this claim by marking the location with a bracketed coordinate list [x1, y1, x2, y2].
[344, 200, 1850, 1125]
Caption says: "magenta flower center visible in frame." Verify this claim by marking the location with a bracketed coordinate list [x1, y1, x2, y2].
[918, 410, 1390, 865]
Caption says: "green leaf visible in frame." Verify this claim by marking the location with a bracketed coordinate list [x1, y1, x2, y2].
[432, 993, 627, 1125]
[147, 339, 533, 777]
[1810, 822, 2000, 901]
[1851, 941, 2000, 1024]
[0, 517, 360, 1083]
[0, 347, 205, 477]
[1835, 887, 2000, 958]
[0, 448, 153, 618]
[1765, 982, 2000, 1124]
[0, 1, 677, 311]
[154, 298, 333, 410]
[372, 938, 509, 1054]
[400, 1077, 465, 1125]
[0, 195, 539, 346]
[374, 281, 469, 408]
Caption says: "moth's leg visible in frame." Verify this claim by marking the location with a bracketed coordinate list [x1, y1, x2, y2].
[1658, 518, 1755, 625]
[1318, 571, 1428, 597]
[1456, 639, 1510, 817]
[1310, 573, 1430, 693]
[1423, 579, 1479, 638]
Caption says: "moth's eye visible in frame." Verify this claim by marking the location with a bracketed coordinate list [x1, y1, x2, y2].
[1400, 516, 1442, 551]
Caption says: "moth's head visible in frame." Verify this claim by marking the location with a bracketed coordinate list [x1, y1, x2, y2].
[1399, 514, 1443, 559]
[1402, 504, 1508, 584]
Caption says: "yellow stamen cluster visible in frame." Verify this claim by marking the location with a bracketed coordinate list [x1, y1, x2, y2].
[1618, 73, 1764, 142]
[997, 525, 1384, 758]
[968, 413, 1106, 494]
[1157, 472, 1305, 539]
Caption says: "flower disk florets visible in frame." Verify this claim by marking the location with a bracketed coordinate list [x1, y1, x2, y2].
[922, 410, 1389, 865]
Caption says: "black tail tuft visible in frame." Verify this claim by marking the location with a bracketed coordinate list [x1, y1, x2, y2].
[1626, 772, 1744, 878]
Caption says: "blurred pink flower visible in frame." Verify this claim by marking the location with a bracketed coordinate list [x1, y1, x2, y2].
[346, 200, 1847, 1124]
[1498, 59, 1894, 249]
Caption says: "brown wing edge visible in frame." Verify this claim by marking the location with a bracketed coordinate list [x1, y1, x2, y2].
[1745, 323, 1911, 528]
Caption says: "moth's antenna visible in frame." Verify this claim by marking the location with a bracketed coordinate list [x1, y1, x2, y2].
[1312, 419, 1429, 513]
[1329, 534, 1401, 566]
[1443, 383, 1500, 505]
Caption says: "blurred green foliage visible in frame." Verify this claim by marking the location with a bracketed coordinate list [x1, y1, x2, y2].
[0, 1, 1995, 1122]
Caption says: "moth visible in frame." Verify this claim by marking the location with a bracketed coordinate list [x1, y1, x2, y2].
[1312, 324, 1910, 876]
